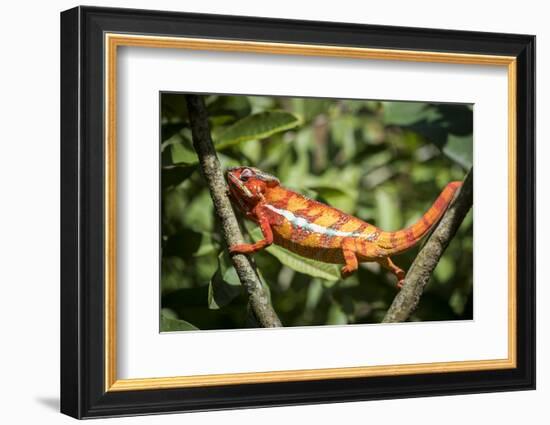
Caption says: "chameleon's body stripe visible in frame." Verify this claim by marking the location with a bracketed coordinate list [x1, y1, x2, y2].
[265, 204, 368, 239]
[226, 166, 462, 284]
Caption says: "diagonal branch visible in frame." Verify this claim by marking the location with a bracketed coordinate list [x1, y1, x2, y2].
[185, 94, 282, 328]
[383, 168, 473, 323]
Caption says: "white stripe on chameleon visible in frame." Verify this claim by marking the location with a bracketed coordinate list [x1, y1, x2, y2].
[265, 204, 378, 241]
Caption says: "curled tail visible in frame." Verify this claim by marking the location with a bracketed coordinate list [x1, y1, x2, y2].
[376, 181, 462, 255]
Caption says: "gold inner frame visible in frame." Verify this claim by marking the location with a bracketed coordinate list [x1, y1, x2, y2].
[104, 33, 517, 392]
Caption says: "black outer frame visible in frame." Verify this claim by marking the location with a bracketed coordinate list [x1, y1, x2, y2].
[60, 5, 536, 419]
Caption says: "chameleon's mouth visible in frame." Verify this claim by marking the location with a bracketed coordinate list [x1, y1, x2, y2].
[226, 170, 238, 184]
[226, 171, 241, 191]
[226, 169, 253, 200]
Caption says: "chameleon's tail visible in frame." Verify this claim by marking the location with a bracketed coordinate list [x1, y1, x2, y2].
[376, 181, 462, 255]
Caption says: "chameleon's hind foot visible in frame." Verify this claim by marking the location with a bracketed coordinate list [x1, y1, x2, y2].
[340, 265, 355, 279]
[395, 269, 406, 289]
[376, 256, 406, 289]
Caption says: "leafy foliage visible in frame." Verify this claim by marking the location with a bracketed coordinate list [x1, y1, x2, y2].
[215, 111, 301, 149]
[208, 252, 243, 309]
[160, 94, 473, 331]
[247, 225, 341, 281]
[160, 309, 199, 331]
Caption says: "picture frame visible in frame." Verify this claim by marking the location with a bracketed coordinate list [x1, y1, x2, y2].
[60, 5, 535, 419]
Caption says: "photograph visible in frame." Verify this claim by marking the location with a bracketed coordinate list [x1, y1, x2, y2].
[160, 93, 473, 331]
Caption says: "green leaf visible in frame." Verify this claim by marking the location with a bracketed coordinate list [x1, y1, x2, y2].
[194, 232, 217, 257]
[449, 290, 468, 315]
[180, 190, 214, 233]
[383, 102, 436, 126]
[207, 95, 251, 120]
[160, 257, 187, 294]
[215, 111, 301, 149]
[304, 167, 360, 213]
[161, 93, 189, 125]
[208, 251, 242, 309]
[248, 96, 277, 113]
[163, 229, 217, 259]
[160, 309, 198, 332]
[161, 129, 197, 165]
[406, 104, 473, 168]
[305, 279, 323, 312]
[163, 228, 202, 259]
[247, 220, 341, 282]
[443, 134, 473, 168]
[218, 250, 241, 286]
[161, 164, 197, 189]
[362, 117, 385, 144]
[240, 139, 262, 163]
[330, 116, 356, 159]
[375, 188, 401, 231]
[434, 255, 455, 283]
[170, 138, 198, 164]
[256, 268, 272, 302]
[309, 185, 356, 214]
[326, 302, 348, 325]
[265, 244, 340, 282]
[291, 98, 331, 122]
[278, 129, 311, 184]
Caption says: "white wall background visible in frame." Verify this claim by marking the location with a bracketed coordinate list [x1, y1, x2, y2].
[0, 0, 545, 423]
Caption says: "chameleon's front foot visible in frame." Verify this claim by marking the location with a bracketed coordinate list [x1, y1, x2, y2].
[229, 243, 258, 255]
[229, 217, 273, 256]
[229, 239, 271, 255]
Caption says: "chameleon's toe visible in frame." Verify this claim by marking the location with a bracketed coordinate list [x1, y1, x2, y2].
[229, 244, 250, 254]
[340, 266, 355, 279]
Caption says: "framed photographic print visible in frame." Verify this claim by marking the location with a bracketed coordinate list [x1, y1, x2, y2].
[60, 6, 535, 419]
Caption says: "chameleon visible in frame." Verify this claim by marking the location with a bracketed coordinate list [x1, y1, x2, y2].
[226, 166, 462, 288]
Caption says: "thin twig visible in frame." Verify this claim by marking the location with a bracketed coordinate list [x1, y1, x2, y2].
[185, 94, 282, 328]
[382, 168, 473, 323]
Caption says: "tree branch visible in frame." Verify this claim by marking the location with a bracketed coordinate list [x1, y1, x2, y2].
[185, 94, 282, 328]
[382, 168, 473, 323]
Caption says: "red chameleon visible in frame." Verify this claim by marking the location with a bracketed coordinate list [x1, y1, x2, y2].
[226, 166, 462, 288]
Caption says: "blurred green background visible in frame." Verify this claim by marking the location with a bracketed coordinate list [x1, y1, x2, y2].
[160, 93, 473, 332]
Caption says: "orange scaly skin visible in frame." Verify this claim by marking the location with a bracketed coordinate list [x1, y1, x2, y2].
[226, 167, 462, 288]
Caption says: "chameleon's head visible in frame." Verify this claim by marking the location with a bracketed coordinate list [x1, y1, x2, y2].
[226, 166, 280, 213]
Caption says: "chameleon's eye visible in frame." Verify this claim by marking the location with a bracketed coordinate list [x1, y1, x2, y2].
[240, 168, 254, 181]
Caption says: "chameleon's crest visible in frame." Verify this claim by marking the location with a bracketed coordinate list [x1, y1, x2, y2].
[226, 166, 280, 185]
[248, 167, 280, 185]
